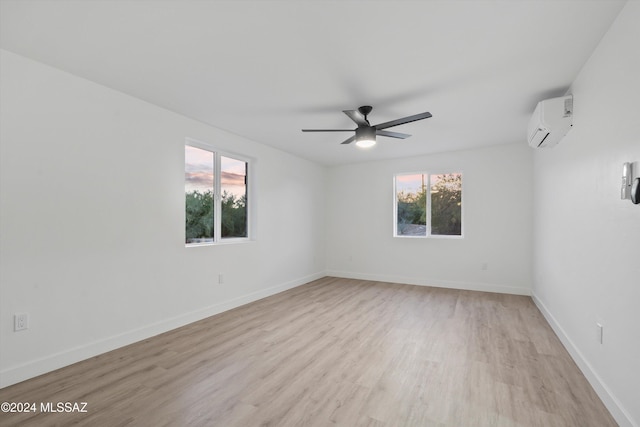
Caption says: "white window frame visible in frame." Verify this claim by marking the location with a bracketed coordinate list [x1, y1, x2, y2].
[393, 171, 464, 239]
[185, 138, 253, 246]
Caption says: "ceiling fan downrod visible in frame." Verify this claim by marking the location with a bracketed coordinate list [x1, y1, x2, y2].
[358, 105, 373, 124]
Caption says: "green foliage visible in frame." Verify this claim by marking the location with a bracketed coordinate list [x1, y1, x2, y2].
[185, 190, 214, 243]
[185, 190, 247, 243]
[396, 174, 462, 236]
[397, 189, 427, 227]
[221, 190, 247, 238]
[430, 174, 462, 235]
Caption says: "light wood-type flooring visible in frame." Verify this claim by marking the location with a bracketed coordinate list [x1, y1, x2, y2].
[0, 277, 617, 426]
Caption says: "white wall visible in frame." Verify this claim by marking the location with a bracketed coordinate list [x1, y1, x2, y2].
[0, 50, 326, 387]
[326, 143, 533, 295]
[532, 2, 640, 426]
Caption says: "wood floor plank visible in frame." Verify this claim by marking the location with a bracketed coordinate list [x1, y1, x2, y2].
[0, 277, 617, 426]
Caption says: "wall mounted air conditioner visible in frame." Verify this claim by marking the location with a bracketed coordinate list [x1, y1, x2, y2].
[527, 95, 573, 148]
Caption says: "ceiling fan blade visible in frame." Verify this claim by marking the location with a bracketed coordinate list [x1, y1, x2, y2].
[343, 110, 369, 126]
[376, 130, 411, 139]
[374, 112, 432, 130]
[301, 129, 354, 132]
[341, 135, 356, 145]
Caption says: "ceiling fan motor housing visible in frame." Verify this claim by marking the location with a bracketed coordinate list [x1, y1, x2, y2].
[356, 125, 376, 142]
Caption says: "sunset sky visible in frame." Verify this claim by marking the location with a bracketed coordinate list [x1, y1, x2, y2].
[185, 145, 246, 197]
[396, 173, 427, 195]
[396, 173, 461, 195]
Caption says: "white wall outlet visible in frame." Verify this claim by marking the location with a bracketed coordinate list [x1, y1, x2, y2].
[14, 313, 29, 331]
[596, 322, 604, 344]
[481, 262, 488, 271]
[218, 274, 224, 284]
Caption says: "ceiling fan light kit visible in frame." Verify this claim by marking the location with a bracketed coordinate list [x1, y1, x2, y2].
[355, 125, 377, 148]
[302, 105, 432, 148]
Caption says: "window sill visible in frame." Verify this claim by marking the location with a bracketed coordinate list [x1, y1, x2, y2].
[185, 238, 253, 247]
[394, 234, 464, 240]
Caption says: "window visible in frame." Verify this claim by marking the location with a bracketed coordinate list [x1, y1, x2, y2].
[394, 172, 462, 237]
[185, 140, 249, 245]
[185, 145, 215, 244]
[220, 155, 248, 239]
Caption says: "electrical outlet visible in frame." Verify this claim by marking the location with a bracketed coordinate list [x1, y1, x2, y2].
[481, 262, 488, 271]
[218, 274, 224, 284]
[14, 313, 29, 332]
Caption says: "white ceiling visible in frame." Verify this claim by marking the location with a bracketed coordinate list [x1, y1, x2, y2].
[0, 0, 626, 165]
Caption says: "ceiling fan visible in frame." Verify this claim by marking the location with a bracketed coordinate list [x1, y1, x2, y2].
[302, 105, 432, 148]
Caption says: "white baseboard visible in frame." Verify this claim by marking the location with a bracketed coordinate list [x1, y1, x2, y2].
[326, 270, 531, 296]
[0, 271, 325, 389]
[531, 291, 637, 427]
